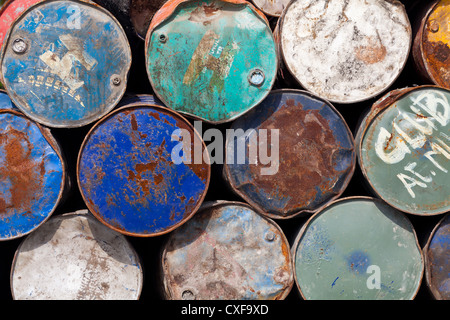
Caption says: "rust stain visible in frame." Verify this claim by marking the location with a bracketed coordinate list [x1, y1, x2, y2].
[355, 36, 387, 64]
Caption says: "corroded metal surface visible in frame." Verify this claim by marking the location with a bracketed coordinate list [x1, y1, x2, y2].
[0, 107, 65, 240]
[292, 197, 424, 300]
[161, 201, 294, 300]
[251, 0, 290, 17]
[223, 89, 355, 219]
[145, 0, 277, 123]
[130, 0, 168, 39]
[1, 0, 131, 128]
[278, 0, 411, 104]
[11, 210, 143, 300]
[77, 104, 210, 237]
[356, 86, 450, 215]
[424, 213, 450, 300]
[413, 0, 450, 89]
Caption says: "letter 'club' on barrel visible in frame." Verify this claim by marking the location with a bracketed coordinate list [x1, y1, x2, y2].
[223, 89, 355, 219]
[161, 201, 294, 300]
[145, 0, 278, 123]
[77, 104, 210, 237]
[356, 86, 450, 216]
[0, 0, 132, 128]
[292, 197, 424, 300]
[10, 210, 143, 300]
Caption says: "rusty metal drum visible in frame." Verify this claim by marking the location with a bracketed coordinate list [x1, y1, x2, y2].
[292, 197, 424, 300]
[145, 0, 278, 123]
[10, 210, 143, 300]
[77, 104, 210, 237]
[356, 86, 450, 216]
[118, 93, 165, 108]
[223, 89, 355, 219]
[277, 0, 412, 104]
[130, 0, 168, 40]
[0, 101, 67, 240]
[251, 0, 290, 17]
[161, 201, 294, 300]
[424, 213, 450, 300]
[0, 0, 132, 128]
[412, 0, 450, 89]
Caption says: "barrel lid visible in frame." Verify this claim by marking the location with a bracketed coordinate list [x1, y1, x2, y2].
[424, 213, 450, 300]
[0, 0, 132, 128]
[292, 197, 424, 300]
[357, 86, 450, 215]
[0, 107, 65, 240]
[162, 200, 294, 300]
[11, 210, 143, 300]
[0, 90, 16, 110]
[145, 0, 277, 123]
[224, 89, 355, 219]
[77, 104, 210, 237]
[251, 0, 291, 17]
[279, 0, 411, 104]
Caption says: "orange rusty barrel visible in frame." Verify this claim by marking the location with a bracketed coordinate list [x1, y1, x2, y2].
[276, 0, 412, 104]
[412, 0, 450, 90]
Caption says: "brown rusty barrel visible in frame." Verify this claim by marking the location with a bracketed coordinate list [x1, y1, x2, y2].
[276, 0, 412, 104]
[161, 201, 294, 300]
[10, 210, 143, 300]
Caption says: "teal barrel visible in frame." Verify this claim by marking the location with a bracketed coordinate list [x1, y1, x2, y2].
[0, 0, 132, 128]
[145, 0, 277, 124]
[161, 201, 294, 300]
[292, 197, 424, 300]
[356, 86, 450, 216]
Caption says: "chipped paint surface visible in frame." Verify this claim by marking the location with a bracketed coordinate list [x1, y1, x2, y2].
[251, 0, 290, 17]
[77, 105, 210, 237]
[357, 86, 450, 215]
[224, 89, 355, 219]
[0, 108, 64, 240]
[293, 197, 424, 300]
[146, 0, 277, 123]
[1, 0, 131, 128]
[279, 0, 411, 104]
[425, 214, 450, 300]
[162, 201, 294, 300]
[11, 210, 143, 300]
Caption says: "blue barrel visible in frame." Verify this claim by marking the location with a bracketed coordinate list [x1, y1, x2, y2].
[77, 104, 210, 237]
[0, 105, 67, 240]
[118, 93, 165, 108]
[223, 89, 355, 219]
[0, 0, 132, 128]
[0, 90, 17, 111]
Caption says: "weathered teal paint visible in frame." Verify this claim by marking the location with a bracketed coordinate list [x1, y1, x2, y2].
[161, 201, 294, 300]
[146, 0, 277, 123]
[0, 0, 131, 128]
[356, 86, 450, 215]
[293, 197, 424, 300]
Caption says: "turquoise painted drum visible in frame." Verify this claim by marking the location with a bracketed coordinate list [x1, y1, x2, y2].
[292, 197, 424, 300]
[145, 0, 277, 123]
[356, 86, 450, 215]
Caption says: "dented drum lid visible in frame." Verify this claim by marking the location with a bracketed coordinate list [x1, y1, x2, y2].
[161, 201, 294, 300]
[77, 104, 210, 237]
[278, 0, 412, 104]
[412, 0, 450, 89]
[424, 214, 450, 300]
[0, 101, 66, 240]
[11, 210, 143, 300]
[292, 197, 424, 300]
[145, 0, 277, 123]
[223, 89, 355, 219]
[0, 0, 132, 128]
[251, 0, 290, 17]
[356, 86, 450, 215]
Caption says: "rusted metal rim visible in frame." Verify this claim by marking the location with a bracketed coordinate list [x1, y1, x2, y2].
[77, 103, 211, 237]
[291, 196, 425, 300]
[355, 84, 449, 216]
[144, 0, 278, 125]
[423, 213, 449, 300]
[223, 88, 356, 220]
[250, 0, 288, 18]
[0, 108, 67, 241]
[277, 0, 412, 105]
[10, 210, 144, 300]
[0, 0, 132, 128]
[161, 200, 294, 300]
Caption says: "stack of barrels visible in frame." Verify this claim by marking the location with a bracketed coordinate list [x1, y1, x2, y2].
[0, 0, 448, 301]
